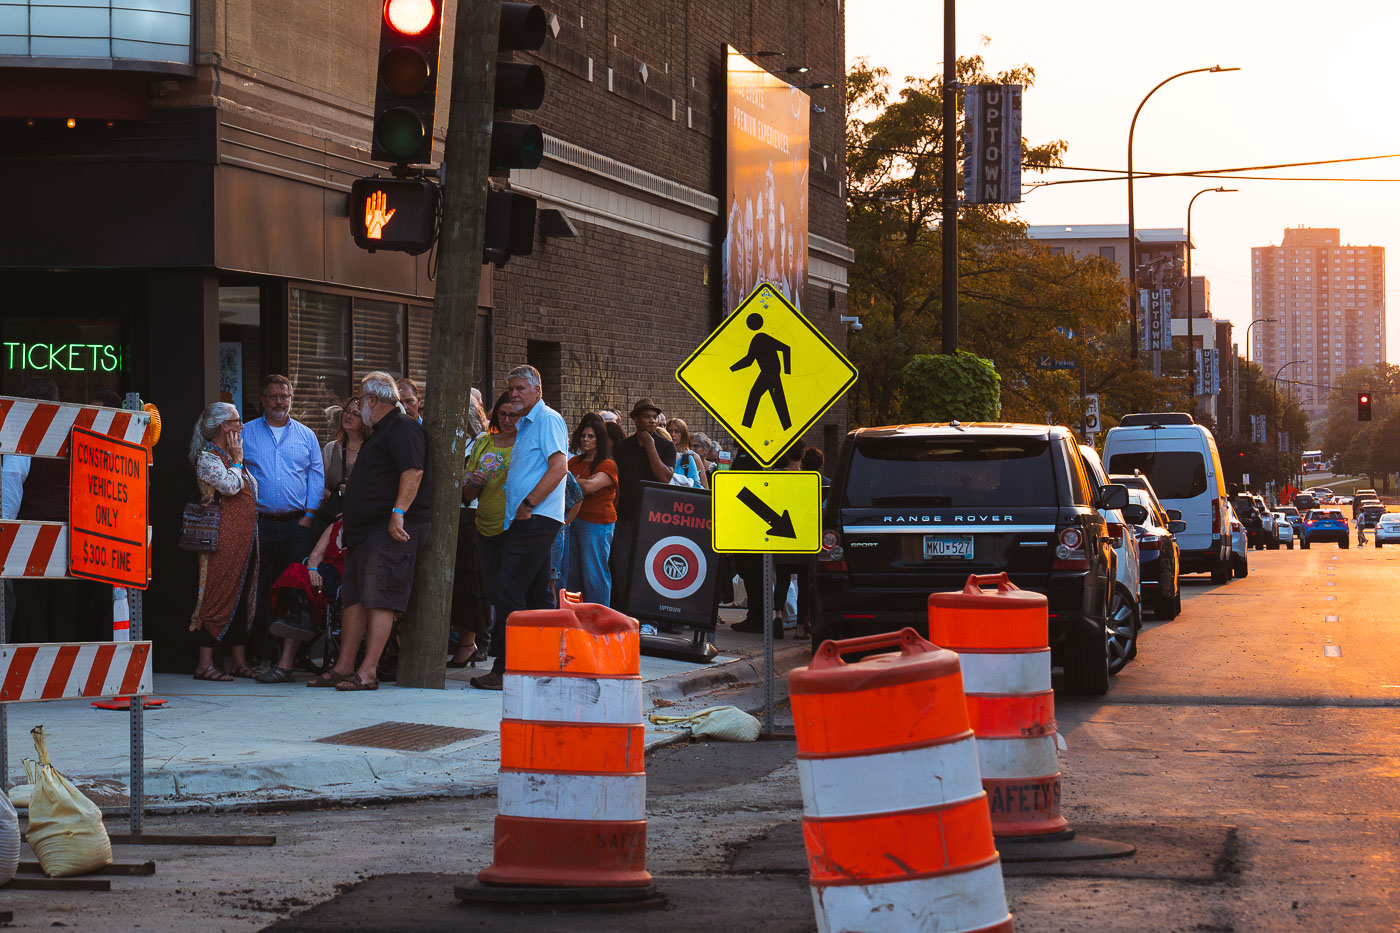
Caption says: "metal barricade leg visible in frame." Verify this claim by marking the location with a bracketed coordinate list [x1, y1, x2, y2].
[129, 589, 144, 835]
[762, 554, 775, 734]
[0, 580, 8, 790]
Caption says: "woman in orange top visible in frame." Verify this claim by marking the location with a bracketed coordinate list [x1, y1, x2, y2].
[566, 412, 618, 605]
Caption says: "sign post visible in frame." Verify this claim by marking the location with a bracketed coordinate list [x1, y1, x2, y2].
[678, 283, 857, 733]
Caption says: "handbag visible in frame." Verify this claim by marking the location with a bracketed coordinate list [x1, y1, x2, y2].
[177, 501, 221, 552]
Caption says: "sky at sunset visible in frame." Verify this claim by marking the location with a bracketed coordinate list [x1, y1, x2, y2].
[847, 1, 1400, 362]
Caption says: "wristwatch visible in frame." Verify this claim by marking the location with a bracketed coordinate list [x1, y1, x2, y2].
[520, 499, 535, 513]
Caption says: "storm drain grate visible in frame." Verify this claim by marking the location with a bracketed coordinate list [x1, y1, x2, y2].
[315, 721, 487, 751]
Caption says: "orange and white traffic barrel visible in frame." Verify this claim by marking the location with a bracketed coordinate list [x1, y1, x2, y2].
[789, 628, 1013, 933]
[929, 573, 1066, 838]
[477, 591, 651, 889]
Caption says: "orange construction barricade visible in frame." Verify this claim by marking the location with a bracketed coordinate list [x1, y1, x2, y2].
[929, 573, 1066, 838]
[477, 592, 651, 889]
[789, 628, 1013, 933]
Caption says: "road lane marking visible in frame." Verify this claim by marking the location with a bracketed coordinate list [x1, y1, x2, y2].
[1325, 615, 1339, 622]
[1324, 645, 1342, 657]
[1326, 596, 1336, 600]
[1326, 581, 1336, 586]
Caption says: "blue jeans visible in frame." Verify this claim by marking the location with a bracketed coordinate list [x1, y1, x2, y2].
[567, 519, 615, 606]
[491, 516, 563, 674]
[550, 525, 569, 601]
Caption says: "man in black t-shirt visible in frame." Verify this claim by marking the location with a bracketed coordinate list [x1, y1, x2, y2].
[608, 398, 676, 607]
[316, 372, 432, 691]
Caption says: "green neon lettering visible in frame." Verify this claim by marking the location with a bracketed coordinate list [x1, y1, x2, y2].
[3, 344, 18, 369]
[27, 344, 45, 370]
[67, 345, 82, 372]
[103, 345, 119, 372]
[47, 344, 66, 371]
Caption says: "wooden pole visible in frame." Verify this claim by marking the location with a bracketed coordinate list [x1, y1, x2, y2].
[399, 0, 504, 688]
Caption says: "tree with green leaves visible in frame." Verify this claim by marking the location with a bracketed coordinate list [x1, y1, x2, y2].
[845, 56, 1189, 429]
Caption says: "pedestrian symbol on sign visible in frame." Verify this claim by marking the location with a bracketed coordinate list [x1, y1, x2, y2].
[731, 313, 792, 430]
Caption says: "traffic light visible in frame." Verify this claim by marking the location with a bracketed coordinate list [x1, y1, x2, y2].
[371, 0, 444, 166]
[350, 177, 440, 253]
[1359, 391, 1373, 421]
[477, 4, 548, 265]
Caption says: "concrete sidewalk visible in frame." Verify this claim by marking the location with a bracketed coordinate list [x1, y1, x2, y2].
[6, 625, 810, 811]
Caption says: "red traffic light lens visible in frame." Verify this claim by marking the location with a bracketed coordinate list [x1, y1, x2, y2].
[1360, 395, 1370, 403]
[384, 0, 435, 35]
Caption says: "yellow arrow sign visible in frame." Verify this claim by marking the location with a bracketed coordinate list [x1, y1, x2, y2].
[677, 283, 856, 467]
[712, 471, 823, 554]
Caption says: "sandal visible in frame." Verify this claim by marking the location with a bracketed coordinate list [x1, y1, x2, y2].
[194, 666, 234, 682]
[256, 666, 295, 684]
[229, 664, 260, 679]
[335, 673, 379, 692]
[307, 670, 349, 688]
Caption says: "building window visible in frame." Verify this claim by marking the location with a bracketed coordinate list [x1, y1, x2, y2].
[1098, 246, 1115, 262]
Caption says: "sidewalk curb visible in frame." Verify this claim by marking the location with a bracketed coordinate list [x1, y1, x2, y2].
[643, 643, 811, 706]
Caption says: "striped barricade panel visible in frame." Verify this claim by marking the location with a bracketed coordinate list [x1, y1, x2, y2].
[0, 521, 152, 580]
[0, 642, 153, 702]
[0, 398, 150, 459]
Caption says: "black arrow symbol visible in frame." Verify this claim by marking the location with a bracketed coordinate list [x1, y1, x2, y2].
[736, 486, 796, 538]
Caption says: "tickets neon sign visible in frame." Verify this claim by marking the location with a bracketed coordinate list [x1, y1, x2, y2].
[5, 343, 123, 373]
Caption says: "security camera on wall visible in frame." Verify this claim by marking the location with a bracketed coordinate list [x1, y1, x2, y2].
[839, 314, 862, 332]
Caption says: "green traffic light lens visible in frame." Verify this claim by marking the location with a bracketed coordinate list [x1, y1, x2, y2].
[375, 108, 425, 158]
[381, 47, 430, 97]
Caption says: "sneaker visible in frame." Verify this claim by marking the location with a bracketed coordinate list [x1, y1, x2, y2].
[269, 615, 317, 642]
[469, 671, 504, 691]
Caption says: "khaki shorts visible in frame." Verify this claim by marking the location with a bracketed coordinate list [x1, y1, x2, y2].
[341, 523, 428, 613]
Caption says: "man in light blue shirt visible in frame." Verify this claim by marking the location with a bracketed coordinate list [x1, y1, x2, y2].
[240, 374, 325, 668]
[471, 364, 568, 691]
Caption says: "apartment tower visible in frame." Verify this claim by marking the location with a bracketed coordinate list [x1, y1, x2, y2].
[1252, 228, 1385, 417]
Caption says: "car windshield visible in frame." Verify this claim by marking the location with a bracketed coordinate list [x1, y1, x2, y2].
[844, 436, 1058, 508]
[1380, 515, 1400, 525]
[1106, 451, 1207, 499]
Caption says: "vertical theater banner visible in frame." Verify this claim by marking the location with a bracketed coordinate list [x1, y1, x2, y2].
[723, 46, 810, 314]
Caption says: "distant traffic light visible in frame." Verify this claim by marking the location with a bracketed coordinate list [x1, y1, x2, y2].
[349, 177, 439, 253]
[371, 0, 444, 165]
[482, 2, 547, 263]
[1359, 391, 1373, 421]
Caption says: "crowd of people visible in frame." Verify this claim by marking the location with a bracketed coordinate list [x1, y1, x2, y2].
[0, 369, 824, 692]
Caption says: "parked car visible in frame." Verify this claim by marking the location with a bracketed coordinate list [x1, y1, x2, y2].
[1374, 513, 1400, 548]
[1308, 486, 1334, 501]
[1277, 505, 1303, 536]
[814, 423, 1126, 695]
[1081, 446, 1142, 674]
[1301, 509, 1350, 549]
[1293, 493, 1320, 513]
[1230, 493, 1267, 550]
[1227, 505, 1249, 578]
[1273, 512, 1295, 549]
[1113, 473, 1184, 620]
[1103, 413, 1232, 585]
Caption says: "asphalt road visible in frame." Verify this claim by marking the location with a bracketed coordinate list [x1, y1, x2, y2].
[8, 545, 1400, 931]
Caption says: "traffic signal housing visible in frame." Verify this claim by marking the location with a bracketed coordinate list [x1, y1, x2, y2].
[371, 0, 444, 166]
[482, 3, 548, 264]
[1359, 391, 1373, 421]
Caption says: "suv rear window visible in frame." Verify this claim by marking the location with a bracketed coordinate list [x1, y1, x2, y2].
[1106, 451, 1207, 499]
[843, 436, 1059, 509]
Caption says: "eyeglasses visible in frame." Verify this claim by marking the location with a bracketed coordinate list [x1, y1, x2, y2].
[496, 412, 520, 421]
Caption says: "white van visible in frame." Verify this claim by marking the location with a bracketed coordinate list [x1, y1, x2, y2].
[1103, 413, 1231, 584]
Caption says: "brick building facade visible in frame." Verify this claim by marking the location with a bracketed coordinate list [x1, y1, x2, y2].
[0, 0, 850, 664]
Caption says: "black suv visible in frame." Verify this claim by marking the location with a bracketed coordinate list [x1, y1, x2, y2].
[813, 423, 1128, 695]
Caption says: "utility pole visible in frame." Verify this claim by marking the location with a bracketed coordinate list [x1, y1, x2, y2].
[940, 0, 958, 354]
[399, 1, 504, 688]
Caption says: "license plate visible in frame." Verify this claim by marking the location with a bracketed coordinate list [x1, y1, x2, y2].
[923, 535, 974, 560]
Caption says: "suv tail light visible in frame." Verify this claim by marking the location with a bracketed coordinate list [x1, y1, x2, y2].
[1053, 526, 1089, 570]
[817, 529, 846, 571]
[1138, 533, 1161, 551]
[1106, 522, 1124, 544]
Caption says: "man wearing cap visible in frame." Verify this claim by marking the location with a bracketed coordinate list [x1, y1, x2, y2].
[608, 398, 677, 605]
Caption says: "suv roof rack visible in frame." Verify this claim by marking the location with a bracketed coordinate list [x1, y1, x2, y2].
[1117, 412, 1195, 427]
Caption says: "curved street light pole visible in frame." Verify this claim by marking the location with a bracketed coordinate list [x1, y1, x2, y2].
[1186, 186, 1236, 398]
[1273, 359, 1305, 445]
[1127, 65, 1240, 362]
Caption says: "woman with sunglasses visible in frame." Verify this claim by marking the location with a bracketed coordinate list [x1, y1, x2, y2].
[461, 391, 519, 663]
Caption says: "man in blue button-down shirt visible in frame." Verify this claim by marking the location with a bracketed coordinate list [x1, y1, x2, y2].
[470, 364, 568, 691]
[241, 374, 325, 667]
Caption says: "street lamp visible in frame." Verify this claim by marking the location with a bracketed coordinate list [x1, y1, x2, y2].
[1237, 318, 1275, 440]
[1127, 65, 1240, 360]
[1273, 359, 1305, 444]
[1186, 186, 1236, 395]
[1244, 318, 1276, 365]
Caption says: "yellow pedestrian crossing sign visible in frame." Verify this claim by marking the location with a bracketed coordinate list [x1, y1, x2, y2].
[711, 471, 823, 554]
[676, 283, 857, 467]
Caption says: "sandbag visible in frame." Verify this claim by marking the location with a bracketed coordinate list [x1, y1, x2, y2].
[649, 705, 762, 742]
[8, 759, 37, 808]
[25, 726, 113, 877]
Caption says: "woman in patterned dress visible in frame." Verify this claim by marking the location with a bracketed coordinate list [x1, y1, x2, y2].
[188, 402, 260, 681]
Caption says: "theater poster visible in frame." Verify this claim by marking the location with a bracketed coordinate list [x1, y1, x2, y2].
[723, 46, 809, 314]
